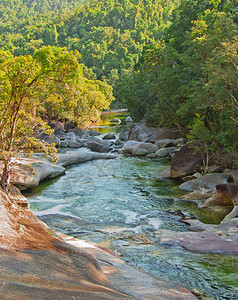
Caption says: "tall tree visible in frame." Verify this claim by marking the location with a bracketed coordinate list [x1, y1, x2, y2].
[0, 46, 113, 191]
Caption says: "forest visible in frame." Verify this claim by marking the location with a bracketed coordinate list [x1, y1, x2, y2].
[0, 0, 237, 186]
[119, 0, 238, 167]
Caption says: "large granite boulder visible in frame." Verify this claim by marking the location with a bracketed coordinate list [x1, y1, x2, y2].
[126, 124, 182, 142]
[7, 157, 65, 190]
[103, 133, 116, 140]
[119, 141, 158, 155]
[179, 173, 228, 192]
[87, 139, 113, 153]
[119, 127, 129, 141]
[1, 151, 118, 190]
[37, 132, 60, 147]
[57, 151, 117, 167]
[87, 129, 101, 136]
[170, 145, 203, 178]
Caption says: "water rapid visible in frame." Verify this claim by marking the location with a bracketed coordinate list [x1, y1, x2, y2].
[27, 113, 238, 300]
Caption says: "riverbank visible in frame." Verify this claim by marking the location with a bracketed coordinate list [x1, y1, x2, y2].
[0, 185, 197, 299]
[0, 120, 236, 299]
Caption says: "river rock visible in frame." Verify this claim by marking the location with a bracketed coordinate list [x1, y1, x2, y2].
[119, 141, 158, 155]
[64, 136, 83, 148]
[37, 131, 60, 147]
[203, 183, 238, 222]
[155, 148, 171, 158]
[110, 118, 121, 124]
[87, 129, 101, 136]
[7, 157, 65, 190]
[64, 122, 75, 132]
[54, 129, 67, 139]
[67, 131, 77, 138]
[155, 139, 175, 148]
[71, 126, 84, 137]
[158, 168, 171, 178]
[131, 148, 148, 156]
[57, 151, 117, 167]
[170, 145, 203, 178]
[155, 223, 238, 254]
[102, 133, 116, 140]
[87, 139, 113, 153]
[59, 139, 69, 147]
[125, 116, 133, 123]
[119, 127, 129, 141]
[179, 173, 228, 193]
[156, 147, 178, 158]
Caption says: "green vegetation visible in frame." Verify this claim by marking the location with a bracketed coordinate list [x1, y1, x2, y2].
[0, 45, 113, 190]
[0, 0, 180, 100]
[0, 0, 237, 184]
[120, 0, 238, 164]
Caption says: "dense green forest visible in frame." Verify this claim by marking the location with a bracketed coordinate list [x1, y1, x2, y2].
[0, 0, 237, 173]
[0, 0, 180, 92]
[119, 0, 238, 165]
[0, 0, 86, 55]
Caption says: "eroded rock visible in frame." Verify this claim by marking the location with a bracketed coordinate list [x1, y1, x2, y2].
[0, 190, 196, 299]
[170, 145, 203, 178]
[179, 173, 228, 193]
[119, 141, 158, 155]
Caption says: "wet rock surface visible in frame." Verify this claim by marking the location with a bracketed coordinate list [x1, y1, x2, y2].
[0, 190, 197, 299]
[170, 145, 203, 178]
[0, 151, 117, 190]
[156, 218, 238, 254]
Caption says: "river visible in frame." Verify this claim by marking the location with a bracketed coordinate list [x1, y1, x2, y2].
[27, 112, 238, 300]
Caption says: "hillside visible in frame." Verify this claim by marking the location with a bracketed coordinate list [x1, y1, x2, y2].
[0, 0, 180, 84]
[0, 0, 85, 55]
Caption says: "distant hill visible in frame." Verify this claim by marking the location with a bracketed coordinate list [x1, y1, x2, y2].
[0, 0, 180, 83]
[0, 0, 85, 55]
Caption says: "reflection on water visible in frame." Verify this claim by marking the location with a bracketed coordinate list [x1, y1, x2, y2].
[27, 113, 238, 300]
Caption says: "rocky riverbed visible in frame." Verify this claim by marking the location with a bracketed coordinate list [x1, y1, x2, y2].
[1, 118, 238, 299]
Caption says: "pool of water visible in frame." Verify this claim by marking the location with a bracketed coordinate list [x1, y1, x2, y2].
[27, 114, 238, 300]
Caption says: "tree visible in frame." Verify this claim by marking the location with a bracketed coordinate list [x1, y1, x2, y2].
[187, 113, 215, 174]
[0, 46, 113, 192]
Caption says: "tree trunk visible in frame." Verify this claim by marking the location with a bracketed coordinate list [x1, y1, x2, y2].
[1, 159, 11, 192]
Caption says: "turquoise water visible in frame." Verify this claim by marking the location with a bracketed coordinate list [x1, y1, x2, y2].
[27, 115, 238, 300]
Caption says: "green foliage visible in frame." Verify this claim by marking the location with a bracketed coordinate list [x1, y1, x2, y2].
[0, 46, 114, 190]
[0, 0, 180, 99]
[120, 0, 238, 158]
[187, 113, 215, 173]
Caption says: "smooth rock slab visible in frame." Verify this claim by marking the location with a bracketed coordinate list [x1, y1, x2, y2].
[179, 173, 228, 192]
[0, 190, 196, 299]
[7, 157, 65, 190]
[57, 151, 117, 167]
[156, 218, 238, 254]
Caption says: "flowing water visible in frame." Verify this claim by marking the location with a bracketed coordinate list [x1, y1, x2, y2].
[27, 112, 238, 300]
